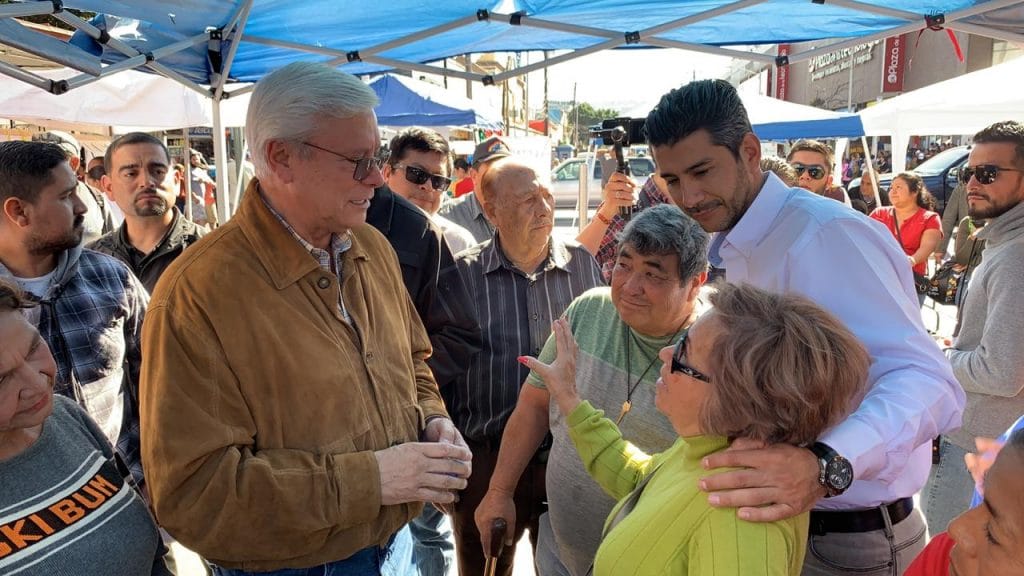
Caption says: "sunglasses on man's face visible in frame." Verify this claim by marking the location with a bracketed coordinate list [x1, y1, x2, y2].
[671, 334, 711, 383]
[397, 164, 452, 191]
[959, 164, 1024, 185]
[791, 163, 827, 180]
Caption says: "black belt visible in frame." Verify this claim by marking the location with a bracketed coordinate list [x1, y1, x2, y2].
[809, 497, 914, 535]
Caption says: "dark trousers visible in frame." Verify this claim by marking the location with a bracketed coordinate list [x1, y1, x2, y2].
[453, 437, 547, 576]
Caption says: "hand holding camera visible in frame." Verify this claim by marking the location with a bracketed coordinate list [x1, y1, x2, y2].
[599, 172, 639, 221]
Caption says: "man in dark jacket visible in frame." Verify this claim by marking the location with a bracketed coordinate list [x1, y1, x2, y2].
[367, 169, 482, 576]
[89, 133, 206, 293]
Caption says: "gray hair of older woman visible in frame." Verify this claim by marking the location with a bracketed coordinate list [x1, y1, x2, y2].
[617, 204, 709, 283]
[700, 282, 870, 445]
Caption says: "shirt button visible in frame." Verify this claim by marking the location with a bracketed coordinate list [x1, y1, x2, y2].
[366, 352, 374, 361]
[531, 313, 538, 320]
[317, 277, 330, 289]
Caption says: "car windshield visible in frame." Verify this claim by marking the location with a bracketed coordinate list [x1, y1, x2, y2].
[914, 147, 969, 176]
[555, 161, 582, 181]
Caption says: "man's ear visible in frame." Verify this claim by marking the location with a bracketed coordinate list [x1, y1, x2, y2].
[478, 192, 498, 223]
[382, 162, 394, 181]
[739, 132, 762, 175]
[688, 270, 708, 301]
[2, 196, 31, 228]
[265, 140, 297, 184]
[100, 173, 114, 196]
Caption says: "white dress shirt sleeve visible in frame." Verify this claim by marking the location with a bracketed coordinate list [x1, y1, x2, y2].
[784, 218, 964, 483]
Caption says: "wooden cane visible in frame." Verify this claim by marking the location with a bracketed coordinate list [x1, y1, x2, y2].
[484, 517, 508, 576]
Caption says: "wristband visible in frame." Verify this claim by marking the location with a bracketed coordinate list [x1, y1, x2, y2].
[595, 205, 613, 226]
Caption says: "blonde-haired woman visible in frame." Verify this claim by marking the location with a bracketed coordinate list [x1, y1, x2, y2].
[524, 282, 870, 575]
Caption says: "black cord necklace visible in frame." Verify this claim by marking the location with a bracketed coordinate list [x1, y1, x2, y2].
[617, 320, 686, 425]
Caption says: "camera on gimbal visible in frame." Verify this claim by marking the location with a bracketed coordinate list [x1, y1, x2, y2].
[588, 117, 647, 219]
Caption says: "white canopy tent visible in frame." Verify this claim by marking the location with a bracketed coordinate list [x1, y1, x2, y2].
[0, 66, 210, 129]
[860, 56, 1024, 173]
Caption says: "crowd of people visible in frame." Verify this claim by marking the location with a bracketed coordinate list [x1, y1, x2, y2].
[1, 61, 1023, 576]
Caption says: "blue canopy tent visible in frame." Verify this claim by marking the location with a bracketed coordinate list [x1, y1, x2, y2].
[368, 73, 502, 129]
[1, 0, 1021, 220]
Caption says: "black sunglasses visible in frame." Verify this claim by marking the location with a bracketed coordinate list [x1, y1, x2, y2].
[671, 334, 711, 382]
[396, 163, 452, 191]
[959, 164, 1024, 185]
[791, 163, 827, 180]
[302, 141, 386, 182]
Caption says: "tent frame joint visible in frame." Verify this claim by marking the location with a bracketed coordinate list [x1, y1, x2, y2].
[482, 74, 495, 86]
[624, 30, 641, 44]
[347, 50, 361, 62]
[49, 0, 63, 13]
[925, 13, 946, 29]
[49, 78, 68, 95]
[775, 54, 789, 67]
[509, 11, 524, 25]
[476, 9, 490, 21]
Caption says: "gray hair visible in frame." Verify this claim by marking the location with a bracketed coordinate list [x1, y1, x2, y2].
[618, 204, 709, 282]
[245, 62, 379, 179]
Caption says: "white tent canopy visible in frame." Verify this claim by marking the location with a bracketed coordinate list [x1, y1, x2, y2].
[0, 67, 210, 129]
[860, 56, 1024, 173]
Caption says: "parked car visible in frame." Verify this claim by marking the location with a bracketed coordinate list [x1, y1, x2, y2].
[550, 156, 656, 209]
[847, 145, 970, 216]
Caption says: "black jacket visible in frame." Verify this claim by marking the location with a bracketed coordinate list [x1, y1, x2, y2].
[366, 186, 481, 391]
[88, 208, 207, 294]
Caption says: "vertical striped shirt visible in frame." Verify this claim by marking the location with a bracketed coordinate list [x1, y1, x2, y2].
[450, 234, 604, 441]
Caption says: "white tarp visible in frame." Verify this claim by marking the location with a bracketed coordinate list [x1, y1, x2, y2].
[0, 67, 209, 129]
[860, 56, 1024, 173]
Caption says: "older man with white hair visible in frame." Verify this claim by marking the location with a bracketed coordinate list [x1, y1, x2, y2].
[139, 62, 472, 576]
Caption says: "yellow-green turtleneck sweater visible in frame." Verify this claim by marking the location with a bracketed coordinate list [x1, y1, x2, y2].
[567, 401, 808, 575]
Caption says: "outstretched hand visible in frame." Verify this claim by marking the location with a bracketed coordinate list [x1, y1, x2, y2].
[518, 318, 581, 416]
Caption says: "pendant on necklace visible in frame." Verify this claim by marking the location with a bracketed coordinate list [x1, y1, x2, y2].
[616, 400, 632, 425]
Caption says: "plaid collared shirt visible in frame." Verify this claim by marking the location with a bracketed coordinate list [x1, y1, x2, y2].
[1, 249, 148, 488]
[261, 193, 352, 323]
[595, 178, 670, 281]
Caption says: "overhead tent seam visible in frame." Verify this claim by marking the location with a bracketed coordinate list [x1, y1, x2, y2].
[2, 1, 1023, 97]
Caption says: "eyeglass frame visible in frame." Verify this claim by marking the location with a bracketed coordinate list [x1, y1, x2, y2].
[301, 141, 387, 182]
[671, 333, 711, 383]
[394, 162, 452, 191]
[791, 163, 827, 180]
[959, 164, 1024, 185]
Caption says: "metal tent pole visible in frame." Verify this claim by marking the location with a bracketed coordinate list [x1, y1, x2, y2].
[212, 99, 230, 223]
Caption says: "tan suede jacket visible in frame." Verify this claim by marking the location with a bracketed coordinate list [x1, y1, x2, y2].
[140, 182, 447, 571]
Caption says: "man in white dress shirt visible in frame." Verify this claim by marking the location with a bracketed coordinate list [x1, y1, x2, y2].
[644, 79, 964, 574]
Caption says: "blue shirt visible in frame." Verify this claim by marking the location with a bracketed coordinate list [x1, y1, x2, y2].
[718, 172, 965, 510]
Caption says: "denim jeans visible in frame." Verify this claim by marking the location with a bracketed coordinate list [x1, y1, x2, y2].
[802, 507, 927, 576]
[921, 437, 974, 536]
[211, 526, 413, 576]
[408, 504, 455, 576]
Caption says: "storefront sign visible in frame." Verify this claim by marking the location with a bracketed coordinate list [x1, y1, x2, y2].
[881, 35, 906, 93]
[808, 41, 880, 81]
[775, 44, 790, 101]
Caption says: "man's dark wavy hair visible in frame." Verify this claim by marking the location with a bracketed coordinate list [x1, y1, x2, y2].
[644, 79, 752, 158]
